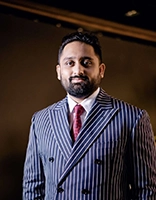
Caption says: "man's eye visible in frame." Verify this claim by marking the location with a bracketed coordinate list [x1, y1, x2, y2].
[82, 60, 92, 67]
[65, 61, 74, 66]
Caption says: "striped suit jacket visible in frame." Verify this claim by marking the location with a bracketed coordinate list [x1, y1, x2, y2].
[23, 88, 156, 200]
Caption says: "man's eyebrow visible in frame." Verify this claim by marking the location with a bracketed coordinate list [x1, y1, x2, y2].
[81, 56, 93, 60]
[62, 56, 93, 62]
[62, 56, 76, 61]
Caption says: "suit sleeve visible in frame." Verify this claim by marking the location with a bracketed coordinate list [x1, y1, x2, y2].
[128, 110, 156, 199]
[23, 115, 45, 200]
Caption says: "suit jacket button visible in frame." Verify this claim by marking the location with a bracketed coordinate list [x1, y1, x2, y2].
[57, 187, 64, 193]
[49, 157, 54, 162]
[81, 189, 90, 195]
[94, 159, 103, 165]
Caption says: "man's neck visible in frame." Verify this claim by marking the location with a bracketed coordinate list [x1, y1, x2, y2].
[68, 87, 100, 104]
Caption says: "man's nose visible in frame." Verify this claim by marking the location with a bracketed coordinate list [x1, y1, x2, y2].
[73, 63, 84, 76]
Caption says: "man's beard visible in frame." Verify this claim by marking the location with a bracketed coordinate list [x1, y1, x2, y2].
[60, 75, 101, 98]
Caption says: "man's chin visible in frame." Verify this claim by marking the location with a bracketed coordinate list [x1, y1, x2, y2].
[70, 93, 87, 98]
[68, 89, 91, 99]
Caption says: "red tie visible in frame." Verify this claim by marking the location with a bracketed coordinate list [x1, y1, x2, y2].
[72, 104, 85, 141]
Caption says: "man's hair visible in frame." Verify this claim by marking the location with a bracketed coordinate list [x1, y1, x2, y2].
[58, 31, 102, 64]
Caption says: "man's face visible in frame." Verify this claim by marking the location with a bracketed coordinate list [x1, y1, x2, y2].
[56, 41, 105, 100]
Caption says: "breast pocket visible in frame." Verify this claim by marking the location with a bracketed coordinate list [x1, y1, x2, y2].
[95, 130, 126, 159]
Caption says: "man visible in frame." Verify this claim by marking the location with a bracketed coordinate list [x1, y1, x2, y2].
[23, 31, 156, 199]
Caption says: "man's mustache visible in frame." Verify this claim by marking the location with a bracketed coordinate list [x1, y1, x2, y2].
[69, 75, 89, 82]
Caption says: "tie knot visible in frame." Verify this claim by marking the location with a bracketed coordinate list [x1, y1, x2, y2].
[74, 104, 84, 116]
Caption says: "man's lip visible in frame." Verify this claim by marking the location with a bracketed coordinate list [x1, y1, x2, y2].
[71, 78, 84, 83]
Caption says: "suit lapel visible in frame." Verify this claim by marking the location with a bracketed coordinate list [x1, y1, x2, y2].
[49, 97, 73, 161]
[58, 89, 119, 184]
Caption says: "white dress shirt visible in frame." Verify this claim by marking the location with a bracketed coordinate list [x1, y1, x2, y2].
[68, 87, 100, 130]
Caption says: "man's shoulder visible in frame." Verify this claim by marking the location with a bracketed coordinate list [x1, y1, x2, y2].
[32, 97, 67, 119]
[99, 88, 144, 113]
[112, 96, 143, 111]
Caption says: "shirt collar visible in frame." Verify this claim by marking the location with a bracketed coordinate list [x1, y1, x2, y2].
[68, 87, 100, 115]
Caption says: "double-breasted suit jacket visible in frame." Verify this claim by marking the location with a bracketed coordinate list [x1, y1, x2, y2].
[23, 88, 156, 200]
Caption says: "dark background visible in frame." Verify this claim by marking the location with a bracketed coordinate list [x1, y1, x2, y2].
[31, 0, 156, 31]
[0, 2, 156, 199]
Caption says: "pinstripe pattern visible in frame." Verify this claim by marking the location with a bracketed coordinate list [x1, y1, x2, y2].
[23, 88, 156, 200]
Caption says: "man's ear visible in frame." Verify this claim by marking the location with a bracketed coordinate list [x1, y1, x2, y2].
[56, 64, 61, 80]
[100, 63, 106, 78]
